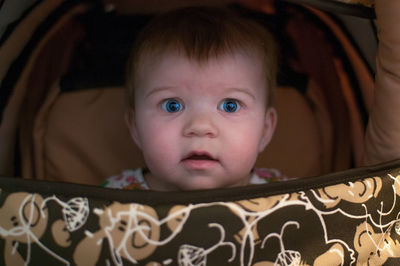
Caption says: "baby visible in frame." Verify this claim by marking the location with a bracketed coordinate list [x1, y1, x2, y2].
[102, 6, 283, 191]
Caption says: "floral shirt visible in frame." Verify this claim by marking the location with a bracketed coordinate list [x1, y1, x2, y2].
[101, 168, 290, 190]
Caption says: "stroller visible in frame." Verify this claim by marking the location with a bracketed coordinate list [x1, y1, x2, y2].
[1, 0, 400, 265]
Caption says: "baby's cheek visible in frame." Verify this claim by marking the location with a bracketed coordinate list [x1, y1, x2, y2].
[227, 141, 259, 168]
[143, 136, 179, 168]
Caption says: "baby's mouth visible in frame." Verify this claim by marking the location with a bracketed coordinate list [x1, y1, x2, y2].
[183, 152, 217, 161]
[181, 152, 218, 170]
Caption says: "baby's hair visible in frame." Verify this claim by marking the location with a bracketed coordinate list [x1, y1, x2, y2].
[126, 5, 278, 108]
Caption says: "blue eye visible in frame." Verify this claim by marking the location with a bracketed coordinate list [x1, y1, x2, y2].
[220, 99, 240, 113]
[161, 99, 183, 113]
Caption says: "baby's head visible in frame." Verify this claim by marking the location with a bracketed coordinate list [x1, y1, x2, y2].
[125, 6, 278, 191]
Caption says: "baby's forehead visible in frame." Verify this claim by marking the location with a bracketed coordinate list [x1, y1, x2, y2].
[133, 50, 268, 101]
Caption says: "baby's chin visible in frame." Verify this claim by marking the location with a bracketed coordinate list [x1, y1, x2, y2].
[175, 176, 251, 191]
[146, 171, 251, 191]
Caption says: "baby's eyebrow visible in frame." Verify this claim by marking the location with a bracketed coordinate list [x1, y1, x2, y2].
[144, 86, 256, 100]
[226, 87, 256, 101]
[144, 86, 175, 99]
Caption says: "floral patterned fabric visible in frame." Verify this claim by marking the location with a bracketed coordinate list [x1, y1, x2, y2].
[1, 160, 400, 265]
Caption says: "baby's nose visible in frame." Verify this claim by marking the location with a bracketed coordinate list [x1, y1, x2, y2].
[183, 112, 218, 138]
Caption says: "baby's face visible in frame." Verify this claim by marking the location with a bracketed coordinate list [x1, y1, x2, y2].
[128, 51, 276, 191]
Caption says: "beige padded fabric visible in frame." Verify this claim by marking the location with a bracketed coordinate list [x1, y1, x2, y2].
[37, 88, 144, 185]
[256, 87, 322, 177]
[32, 86, 321, 185]
[364, 0, 400, 165]
[335, 0, 374, 7]
[0, 0, 66, 177]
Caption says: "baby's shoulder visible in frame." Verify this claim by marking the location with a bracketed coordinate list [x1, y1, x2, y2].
[250, 167, 292, 185]
[100, 168, 149, 190]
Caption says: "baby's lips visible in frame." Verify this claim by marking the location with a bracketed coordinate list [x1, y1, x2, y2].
[182, 151, 217, 161]
[181, 152, 219, 170]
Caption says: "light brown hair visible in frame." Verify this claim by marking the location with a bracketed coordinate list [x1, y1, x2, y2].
[126, 6, 278, 108]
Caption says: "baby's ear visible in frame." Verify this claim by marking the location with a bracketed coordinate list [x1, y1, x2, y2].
[258, 107, 277, 152]
[125, 109, 142, 149]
